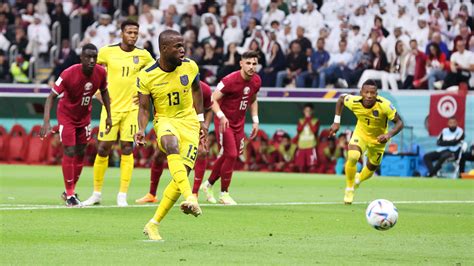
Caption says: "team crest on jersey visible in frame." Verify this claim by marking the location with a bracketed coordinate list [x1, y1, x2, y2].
[84, 82, 93, 91]
[133, 56, 139, 64]
[372, 110, 379, 117]
[243, 86, 250, 95]
[180, 75, 189, 86]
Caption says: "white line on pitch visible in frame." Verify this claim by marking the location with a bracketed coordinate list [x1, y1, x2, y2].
[0, 200, 473, 211]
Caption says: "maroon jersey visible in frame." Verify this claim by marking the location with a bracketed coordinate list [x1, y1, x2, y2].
[52, 64, 107, 127]
[200, 81, 213, 110]
[216, 71, 261, 131]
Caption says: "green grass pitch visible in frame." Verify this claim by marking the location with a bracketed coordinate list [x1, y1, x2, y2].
[1, 164, 473, 265]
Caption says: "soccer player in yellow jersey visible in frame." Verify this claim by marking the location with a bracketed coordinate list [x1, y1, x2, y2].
[83, 21, 155, 207]
[135, 30, 207, 241]
[329, 80, 404, 204]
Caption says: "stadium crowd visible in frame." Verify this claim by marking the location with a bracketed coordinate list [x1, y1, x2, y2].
[0, 0, 473, 89]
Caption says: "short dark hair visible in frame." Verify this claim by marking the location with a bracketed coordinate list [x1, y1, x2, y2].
[304, 103, 314, 110]
[282, 133, 291, 140]
[362, 79, 378, 89]
[448, 116, 457, 120]
[82, 43, 98, 53]
[121, 20, 139, 31]
[158, 30, 181, 51]
[241, 51, 260, 60]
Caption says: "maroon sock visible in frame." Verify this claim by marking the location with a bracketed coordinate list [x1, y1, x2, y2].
[208, 156, 224, 185]
[220, 155, 237, 192]
[73, 154, 84, 186]
[62, 155, 75, 197]
[192, 157, 207, 194]
[149, 160, 164, 196]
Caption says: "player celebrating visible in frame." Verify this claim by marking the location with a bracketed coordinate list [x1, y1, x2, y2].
[135, 81, 213, 204]
[329, 79, 404, 204]
[83, 20, 154, 207]
[135, 30, 207, 241]
[40, 43, 112, 207]
[200, 51, 261, 205]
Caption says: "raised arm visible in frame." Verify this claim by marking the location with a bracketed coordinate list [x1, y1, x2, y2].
[40, 92, 58, 139]
[135, 92, 151, 146]
[329, 94, 347, 136]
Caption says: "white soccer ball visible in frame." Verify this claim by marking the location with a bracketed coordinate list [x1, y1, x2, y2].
[365, 199, 398, 231]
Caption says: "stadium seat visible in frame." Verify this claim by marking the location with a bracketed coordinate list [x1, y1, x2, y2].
[7, 124, 27, 162]
[24, 125, 48, 164]
[0, 125, 9, 161]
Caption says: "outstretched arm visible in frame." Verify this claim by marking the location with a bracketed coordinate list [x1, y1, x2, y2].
[40, 92, 58, 139]
[135, 92, 151, 146]
[377, 113, 404, 144]
[329, 94, 347, 136]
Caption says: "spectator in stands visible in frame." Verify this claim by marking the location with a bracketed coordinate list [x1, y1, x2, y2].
[294, 26, 312, 55]
[216, 42, 241, 81]
[242, 17, 259, 46]
[357, 42, 390, 90]
[0, 32, 9, 52]
[296, 37, 330, 88]
[248, 38, 267, 69]
[275, 133, 297, 172]
[199, 42, 222, 66]
[26, 14, 51, 56]
[139, 13, 159, 49]
[452, 24, 473, 53]
[402, 39, 427, 90]
[428, 0, 449, 17]
[262, 41, 286, 87]
[381, 25, 410, 60]
[0, 3, 15, 25]
[71, 0, 94, 33]
[286, 1, 302, 31]
[275, 40, 305, 87]
[347, 25, 366, 54]
[198, 13, 222, 43]
[139, 3, 163, 26]
[429, 8, 448, 33]
[318, 39, 352, 88]
[276, 19, 293, 51]
[300, 1, 323, 40]
[12, 27, 28, 57]
[425, 32, 450, 59]
[295, 103, 319, 173]
[0, 49, 11, 82]
[221, 1, 236, 25]
[158, 12, 180, 36]
[460, 143, 474, 175]
[423, 116, 465, 177]
[441, 39, 474, 90]
[47, 39, 79, 83]
[385, 40, 408, 91]
[241, 1, 262, 30]
[179, 14, 199, 37]
[416, 43, 447, 90]
[126, 4, 138, 22]
[222, 16, 243, 52]
[413, 15, 430, 51]
[347, 42, 372, 87]
[35, 1, 51, 26]
[51, 3, 70, 41]
[201, 22, 225, 56]
[373, 16, 389, 38]
[262, 0, 285, 27]
[10, 53, 29, 83]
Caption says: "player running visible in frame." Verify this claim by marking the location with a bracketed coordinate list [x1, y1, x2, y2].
[135, 81, 213, 204]
[40, 43, 112, 207]
[135, 30, 207, 241]
[329, 79, 404, 204]
[82, 20, 154, 207]
[200, 51, 261, 205]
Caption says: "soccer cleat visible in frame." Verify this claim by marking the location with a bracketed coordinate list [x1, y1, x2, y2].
[135, 193, 158, 204]
[180, 195, 202, 217]
[143, 220, 163, 241]
[344, 188, 354, 205]
[82, 192, 102, 206]
[219, 192, 237, 205]
[66, 195, 82, 207]
[354, 173, 361, 189]
[117, 192, 128, 207]
[200, 182, 217, 203]
[61, 192, 80, 201]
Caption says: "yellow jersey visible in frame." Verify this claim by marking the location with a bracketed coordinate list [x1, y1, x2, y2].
[137, 58, 200, 121]
[344, 95, 397, 144]
[98, 44, 154, 112]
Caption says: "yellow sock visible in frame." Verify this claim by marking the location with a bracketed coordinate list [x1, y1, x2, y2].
[93, 155, 109, 192]
[153, 180, 180, 222]
[359, 166, 375, 183]
[167, 154, 192, 199]
[345, 150, 361, 189]
[119, 154, 134, 193]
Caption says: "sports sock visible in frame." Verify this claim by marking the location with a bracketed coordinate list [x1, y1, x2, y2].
[119, 154, 134, 193]
[73, 154, 84, 186]
[167, 154, 192, 199]
[220, 155, 237, 192]
[62, 155, 75, 196]
[152, 180, 180, 223]
[150, 160, 164, 196]
[359, 166, 375, 183]
[208, 156, 224, 185]
[93, 155, 109, 192]
[192, 157, 207, 194]
[345, 150, 361, 189]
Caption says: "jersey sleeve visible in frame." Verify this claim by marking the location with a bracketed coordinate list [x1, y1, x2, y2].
[97, 47, 108, 66]
[382, 99, 397, 121]
[216, 76, 232, 95]
[343, 94, 356, 111]
[52, 70, 68, 95]
[189, 59, 200, 84]
[136, 70, 150, 95]
[143, 50, 155, 68]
